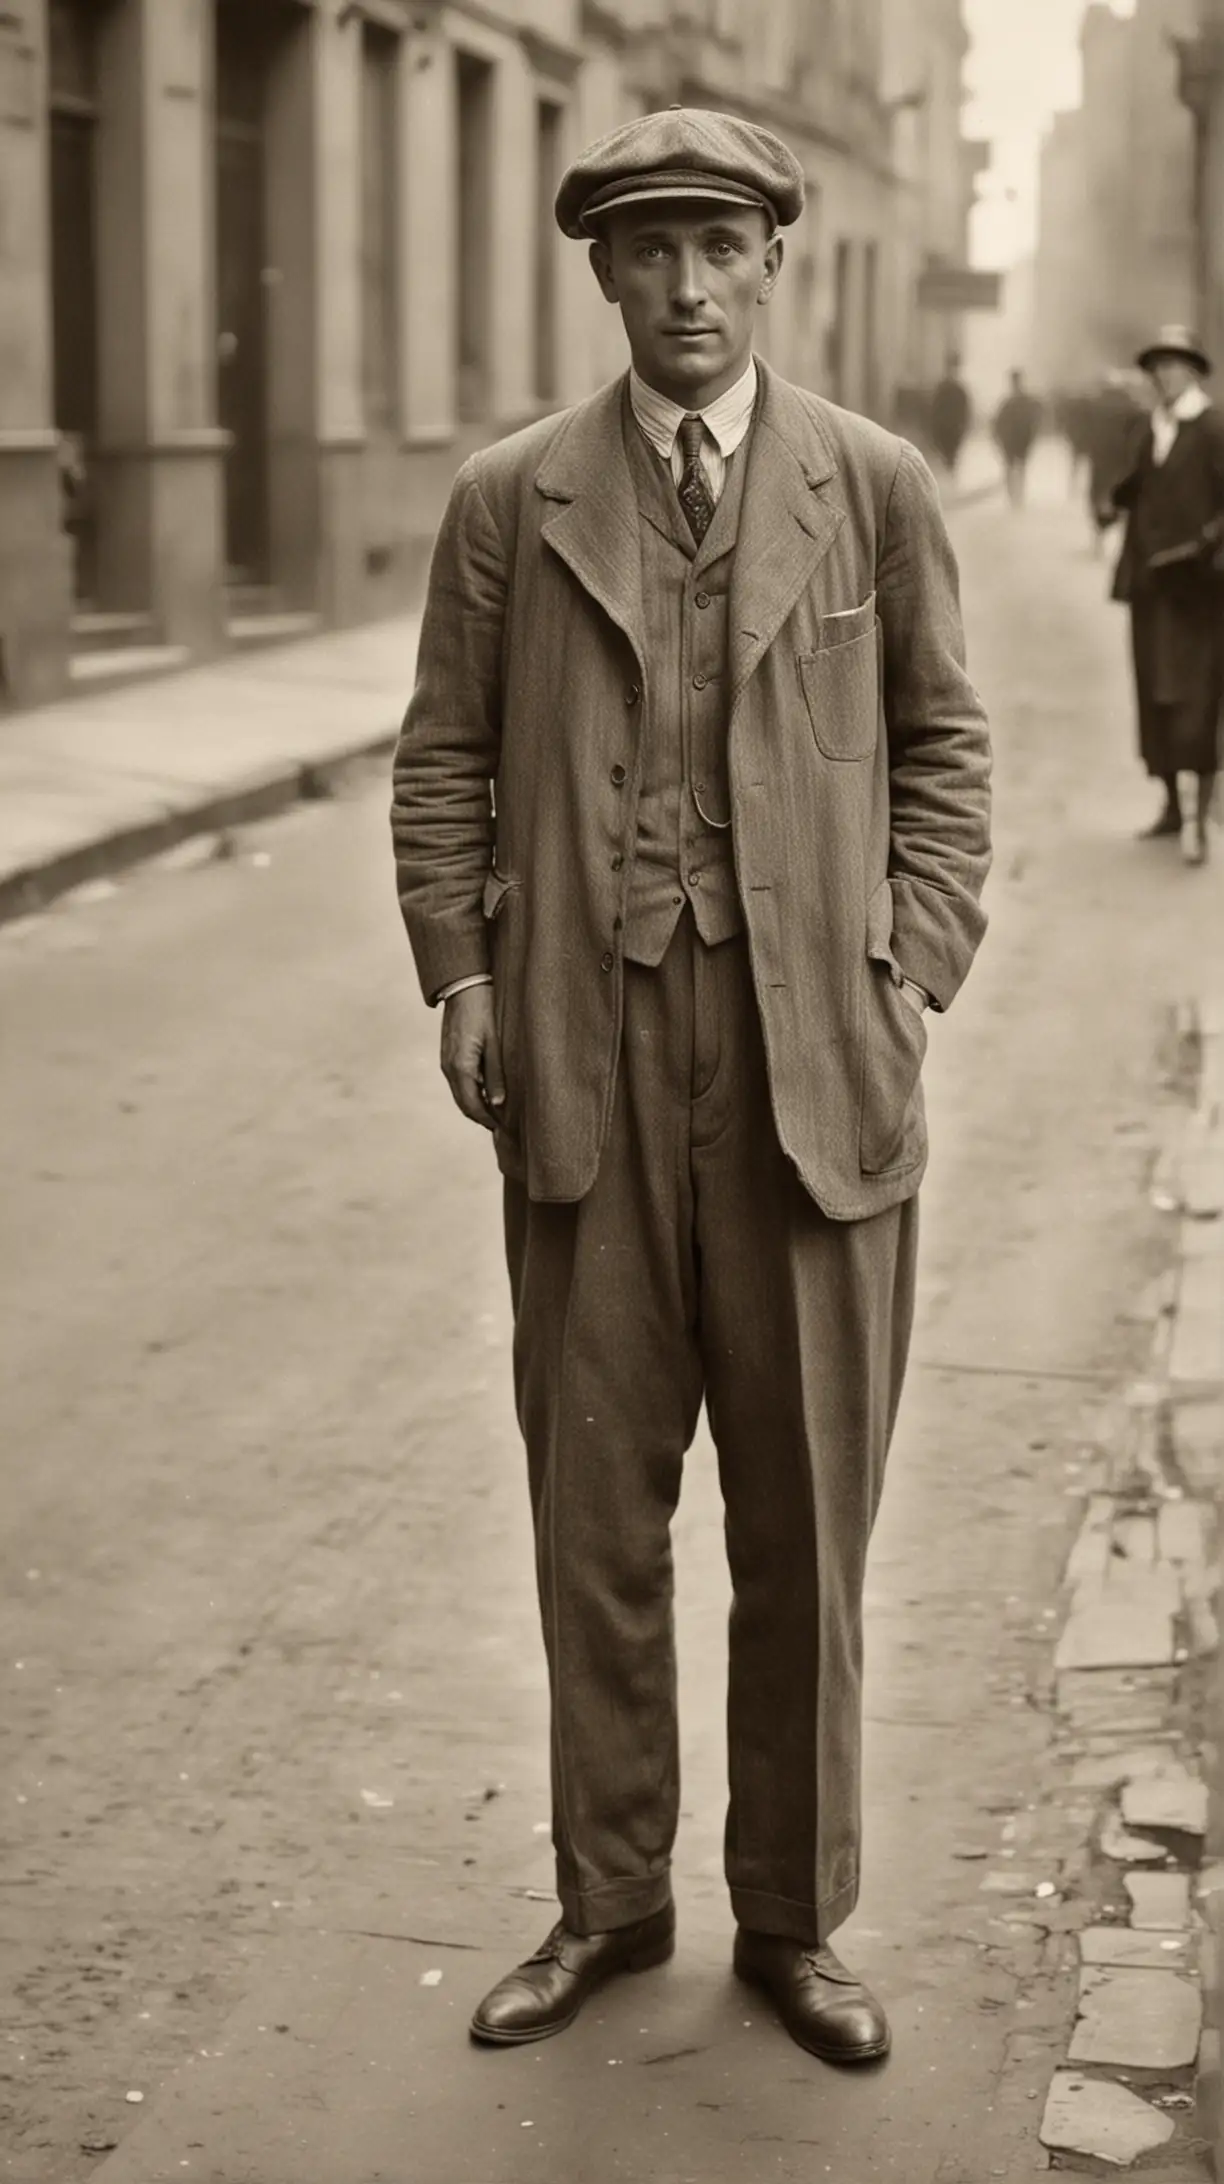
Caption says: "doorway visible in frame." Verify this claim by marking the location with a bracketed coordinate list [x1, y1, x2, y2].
[214, 0, 287, 585]
[48, 0, 102, 603]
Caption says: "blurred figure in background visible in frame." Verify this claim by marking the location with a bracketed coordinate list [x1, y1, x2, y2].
[1084, 369, 1149, 557]
[1099, 326, 1224, 864]
[929, 356, 972, 477]
[992, 370, 1043, 505]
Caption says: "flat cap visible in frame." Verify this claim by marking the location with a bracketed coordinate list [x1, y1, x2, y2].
[555, 106, 805, 239]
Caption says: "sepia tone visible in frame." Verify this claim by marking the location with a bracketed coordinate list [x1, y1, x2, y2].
[3, 4, 1224, 2183]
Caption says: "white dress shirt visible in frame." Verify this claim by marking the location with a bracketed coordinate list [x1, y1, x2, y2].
[629, 355, 759, 500]
[1151, 381, 1210, 466]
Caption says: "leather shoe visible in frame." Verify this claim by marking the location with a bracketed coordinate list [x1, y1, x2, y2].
[733, 1929, 890, 2064]
[1138, 800, 1181, 839]
[469, 1905, 675, 2045]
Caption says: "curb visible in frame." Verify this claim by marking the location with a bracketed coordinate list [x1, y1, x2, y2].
[0, 729, 399, 928]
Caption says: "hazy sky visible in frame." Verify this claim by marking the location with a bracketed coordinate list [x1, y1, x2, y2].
[963, 0, 1134, 266]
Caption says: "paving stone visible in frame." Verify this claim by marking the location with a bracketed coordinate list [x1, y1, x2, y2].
[1078, 1925, 1194, 1970]
[1112, 1512, 1159, 1566]
[1057, 1672, 1177, 1737]
[1068, 1968, 1202, 2068]
[1156, 1502, 1209, 1565]
[1055, 1601, 1176, 1672]
[1121, 1770, 1208, 1837]
[1040, 2070, 1175, 2164]
[1071, 1744, 1183, 1789]
[1125, 1871, 1192, 1929]
[1099, 1810, 1168, 1863]
[1066, 1496, 1119, 1586]
[1071, 1562, 1183, 1618]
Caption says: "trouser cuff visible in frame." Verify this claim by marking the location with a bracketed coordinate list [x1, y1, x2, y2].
[558, 1870, 674, 1937]
[730, 1876, 858, 1947]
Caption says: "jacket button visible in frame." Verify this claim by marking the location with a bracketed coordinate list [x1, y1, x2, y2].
[610, 852, 624, 871]
[625, 684, 640, 706]
[610, 763, 627, 786]
[692, 672, 708, 690]
[600, 950, 615, 972]
[695, 590, 711, 609]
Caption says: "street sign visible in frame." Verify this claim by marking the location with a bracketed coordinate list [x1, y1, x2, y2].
[917, 266, 1002, 312]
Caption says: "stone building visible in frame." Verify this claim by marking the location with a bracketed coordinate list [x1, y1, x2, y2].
[1176, 0, 1224, 379]
[1033, 0, 1198, 395]
[0, 0, 977, 710]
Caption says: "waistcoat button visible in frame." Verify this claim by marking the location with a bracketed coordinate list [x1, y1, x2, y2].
[600, 951, 614, 972]
[692, 672, 708, 690]
[610, 763, 627, 786]
[625, 684, 640, 705]
[694, 591, 711, 609]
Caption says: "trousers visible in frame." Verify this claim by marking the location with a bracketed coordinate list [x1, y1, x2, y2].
[503, 915, 918, 1945]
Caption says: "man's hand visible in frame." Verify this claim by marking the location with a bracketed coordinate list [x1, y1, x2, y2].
[441, 984, 505, 1131]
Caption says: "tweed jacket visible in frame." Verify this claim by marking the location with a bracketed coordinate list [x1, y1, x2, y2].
[391, 361, 991, 1219]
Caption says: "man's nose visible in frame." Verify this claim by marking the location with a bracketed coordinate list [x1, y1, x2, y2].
[670, 247, 708, 310]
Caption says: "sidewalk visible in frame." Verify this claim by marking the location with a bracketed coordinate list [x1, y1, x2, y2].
[0, 616, 421, 924]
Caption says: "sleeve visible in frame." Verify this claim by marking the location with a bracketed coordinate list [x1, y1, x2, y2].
[390, 459, 507, 1006]
[876, 440, 993, 1012]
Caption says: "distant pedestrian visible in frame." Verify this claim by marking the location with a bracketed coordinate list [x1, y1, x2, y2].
[992, 371, 1042, 505]
[929, 357, 972, 476]
[1101, 325, 1224, 863]
[392, 106, 991, 2067]
[1084, 371, 1148, 558]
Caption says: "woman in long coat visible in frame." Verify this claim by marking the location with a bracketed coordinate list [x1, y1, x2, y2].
[1104, 326, 1224, 863]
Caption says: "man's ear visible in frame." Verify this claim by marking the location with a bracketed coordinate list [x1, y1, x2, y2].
[589, 236, 618, 304]
[758, 233, 783, 304]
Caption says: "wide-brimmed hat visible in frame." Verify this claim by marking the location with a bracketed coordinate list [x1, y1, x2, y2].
[555, 106, 805, 240]
[1136, 324, 1211, 375]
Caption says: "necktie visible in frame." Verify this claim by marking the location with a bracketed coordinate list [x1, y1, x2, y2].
[676, 414, 716, 544]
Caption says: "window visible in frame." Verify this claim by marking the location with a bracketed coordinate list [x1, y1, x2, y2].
[534, 98, 563, 405]
[360, 22, 399, 433]
[456, 51, 493, 423]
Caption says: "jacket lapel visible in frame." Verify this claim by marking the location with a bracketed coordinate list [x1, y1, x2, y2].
[729, 363, 845, 706]
[536, 378, 646, 671]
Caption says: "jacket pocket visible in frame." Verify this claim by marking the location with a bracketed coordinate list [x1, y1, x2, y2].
[797, 620, 879, 761]
[859, 881, 927, 1176]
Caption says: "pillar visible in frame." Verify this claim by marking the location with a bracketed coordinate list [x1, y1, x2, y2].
[400, 22, 457, 444]
[92, 0, 226, 652]
[0, 7, 72, 706]
[310, 0, 364, 623]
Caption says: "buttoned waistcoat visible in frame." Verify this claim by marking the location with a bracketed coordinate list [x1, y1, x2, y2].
[391, 362, 992, 1219]
[622, 391, 745, 963]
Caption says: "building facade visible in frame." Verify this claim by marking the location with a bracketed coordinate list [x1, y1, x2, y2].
[1176, 0, 1224, 379]
[0, 0, 977, 710]
[1033, 0, 1198, 395]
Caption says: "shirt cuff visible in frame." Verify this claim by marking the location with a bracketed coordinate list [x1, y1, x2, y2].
[436, 972, 494, 1004]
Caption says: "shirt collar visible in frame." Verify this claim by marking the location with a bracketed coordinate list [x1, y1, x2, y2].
[1166, 383, 1210, 426]
[629, 356, 758, 462]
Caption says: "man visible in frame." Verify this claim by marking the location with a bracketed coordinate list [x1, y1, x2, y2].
[929, 356, 972, 477]
[1101, 325, 1224, 863]
[391, 109, 991, 2065]
[992, 370, 1043, 506]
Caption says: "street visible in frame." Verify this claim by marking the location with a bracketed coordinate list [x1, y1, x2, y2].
[3, 454, 1222, 2182]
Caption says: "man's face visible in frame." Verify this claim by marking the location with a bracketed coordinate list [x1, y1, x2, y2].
[589, 202, 782, 407]
[1150, 357, 1198, 406]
